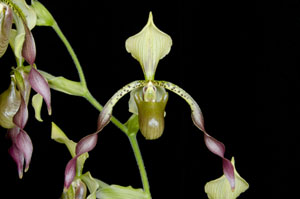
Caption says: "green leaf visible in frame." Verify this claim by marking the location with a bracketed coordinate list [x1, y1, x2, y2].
[31, 93, 43, 122]
[39, 71, 86, 96]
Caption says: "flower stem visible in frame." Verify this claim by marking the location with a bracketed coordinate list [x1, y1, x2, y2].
[51, 22, 87, 88]
[51, 20, 151, 197]
[128, 134, 151, 198]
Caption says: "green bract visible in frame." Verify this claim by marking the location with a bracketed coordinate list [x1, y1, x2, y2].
[31, 0, 54, 27]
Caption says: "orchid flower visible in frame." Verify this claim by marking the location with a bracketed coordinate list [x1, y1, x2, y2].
[0, 0, 52, 178]
[0, 66, 51, 178]
[64, 12, 235, 191]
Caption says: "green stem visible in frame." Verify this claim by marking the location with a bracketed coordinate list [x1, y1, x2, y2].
[51, 22, 87, 88]
[128, 134, 151, 198]
[51, 20, 151, 197]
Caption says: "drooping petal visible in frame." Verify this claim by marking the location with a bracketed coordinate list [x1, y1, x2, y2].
[125, 12, 172, 80]
[22, 24, 36, 65]
[0, 3, 13, 58]
[97, 80, 145, 131]
[0, 77, 21, 129]
[205, 157, 249, 199]
[28, 67, 51, 115]
[15, 129, 33, 172]
[64, 157, 77, 190]
[8, 143, 24, 179]
[76, 133, 98, 156]
[153, 80, 235, 189]
[13, 97, 28, 129]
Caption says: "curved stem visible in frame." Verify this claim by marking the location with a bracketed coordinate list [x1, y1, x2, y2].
[128, 134, 151, 198]
[51, 22, 87, 88]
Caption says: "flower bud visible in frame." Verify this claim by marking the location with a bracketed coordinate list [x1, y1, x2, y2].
[134, 83, 168, 139]
[0, 77, 21, 129]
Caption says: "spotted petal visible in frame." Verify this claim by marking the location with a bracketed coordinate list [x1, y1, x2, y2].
[125, 12, 172, 80]
[153, 80, 235, 190]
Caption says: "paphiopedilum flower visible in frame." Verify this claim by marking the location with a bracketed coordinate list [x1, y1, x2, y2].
[0, 66, 51, 178]
[64, 12, 235, 190]
[0, 0, 36, 65]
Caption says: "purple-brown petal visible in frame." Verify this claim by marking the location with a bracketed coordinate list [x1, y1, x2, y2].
[64, 157, 77, 189]
[13, 97, 28, 129]
[15, 130, 33, 172]
[28, 67, 51, 115]
[152, 81, 236, 190]
[223, 158, 235, 191]
[204, 133, 235, 190]
[22, 24, 36, 65]
[75, 133, 98, 156]
[8, 144, 24, 179]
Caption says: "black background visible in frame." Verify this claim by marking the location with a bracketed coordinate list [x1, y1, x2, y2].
[0, 0, 298, 198]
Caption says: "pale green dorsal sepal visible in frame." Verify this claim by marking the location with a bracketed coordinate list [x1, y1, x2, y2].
[125, 12, 172, 80]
